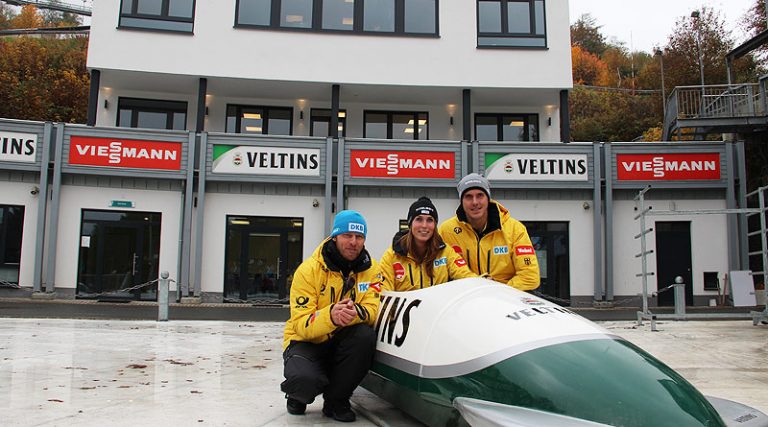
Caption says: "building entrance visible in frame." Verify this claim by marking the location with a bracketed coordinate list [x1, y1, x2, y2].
[526, 221, 570, 305]
[77, 210, 161, 300]
[224, 216, 303, 303]
[655, 221, 693, 307]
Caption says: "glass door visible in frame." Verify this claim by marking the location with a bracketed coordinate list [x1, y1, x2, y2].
[224, 216, 303, 303]
[526, 221, 571, 305]
[77, 210, 161, 300]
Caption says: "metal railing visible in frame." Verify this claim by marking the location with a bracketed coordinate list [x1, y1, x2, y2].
[671, 83, 765, 119]
[2, 0, 92, 16]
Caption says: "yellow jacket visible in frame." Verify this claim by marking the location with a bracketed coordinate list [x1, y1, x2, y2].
[438, 200, 540, 291]
[282, 239, 383, 350]
[380, 231, 477, 292]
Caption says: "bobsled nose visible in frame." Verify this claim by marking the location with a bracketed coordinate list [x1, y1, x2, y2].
[452, 397, 611, 427]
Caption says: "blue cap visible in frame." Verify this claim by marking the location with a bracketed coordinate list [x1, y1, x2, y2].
[331, 210, 367, 238]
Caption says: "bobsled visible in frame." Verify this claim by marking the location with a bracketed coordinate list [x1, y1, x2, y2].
[361, 278, 768, 427]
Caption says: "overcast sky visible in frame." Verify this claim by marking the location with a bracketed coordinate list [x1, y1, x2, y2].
[569, 0, 758, 53]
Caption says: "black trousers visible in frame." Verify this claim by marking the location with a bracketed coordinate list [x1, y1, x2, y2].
[281, 323, 375, 406]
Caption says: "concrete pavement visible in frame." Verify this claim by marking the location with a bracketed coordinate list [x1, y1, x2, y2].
[0, 318, 766, 426]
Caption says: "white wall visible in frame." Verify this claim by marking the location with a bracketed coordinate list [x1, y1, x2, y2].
[88, 0, 572, 90]
[198, 193, 326, 294]
[54, 186, 182, 290]
[612, 198, 729, 297]
[0, 181, 40, 287]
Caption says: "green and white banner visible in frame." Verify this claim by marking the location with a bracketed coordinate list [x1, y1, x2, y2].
[212, 145, 320, 176]
[485, 153, 588, 181]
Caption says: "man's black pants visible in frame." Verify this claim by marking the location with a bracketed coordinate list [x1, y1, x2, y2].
[281, 324, 375, 407]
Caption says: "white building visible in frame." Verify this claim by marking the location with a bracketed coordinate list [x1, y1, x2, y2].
[0, 0, 753, 308]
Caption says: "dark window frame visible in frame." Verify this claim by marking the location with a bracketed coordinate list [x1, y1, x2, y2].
[226, 104, 294, 135]
[363, 110, 429, 140]
[234, 0, 439, 37]
[0, 204, 25, 284]
[117, 97, 188, 130]
[309, 108, 347, 137]
[476, 0, 546, 49]
[474, 113, 539, 141]
[119, 0, 196, 33]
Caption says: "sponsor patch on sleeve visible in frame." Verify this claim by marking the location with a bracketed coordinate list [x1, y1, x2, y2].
[452, 245, 463, 255]
[357, 282, 370, 293]
[370, 282, 381, 292]
[393, 262, 405, 280]
[515, 245, 535, 256]
[454, 258, 467, 267]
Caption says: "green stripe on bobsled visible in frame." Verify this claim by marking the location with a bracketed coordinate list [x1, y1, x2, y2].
[366, 338, 725, 427]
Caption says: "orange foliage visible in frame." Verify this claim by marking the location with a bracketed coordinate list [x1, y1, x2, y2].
[571, 46, 610, 86]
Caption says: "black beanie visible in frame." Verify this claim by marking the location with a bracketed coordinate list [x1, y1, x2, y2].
[407, 197, 438, 226]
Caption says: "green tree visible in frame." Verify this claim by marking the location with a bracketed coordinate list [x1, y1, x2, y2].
[41, 1, 83, 27]
[570, 14, 608, 56]
[662, 7, 759, 87]
[0, 4, 15, 30]
[569, 87, 661, 142]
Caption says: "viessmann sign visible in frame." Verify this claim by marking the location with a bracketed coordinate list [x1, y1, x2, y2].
[617, 153, 721, 181]
[69, 136, 182, 170]
[350, 150, 454, 179]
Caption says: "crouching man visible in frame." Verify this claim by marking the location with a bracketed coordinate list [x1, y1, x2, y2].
[281, 210, 382, 422]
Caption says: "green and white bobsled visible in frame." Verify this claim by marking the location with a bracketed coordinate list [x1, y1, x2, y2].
[362, 278, 767, 427]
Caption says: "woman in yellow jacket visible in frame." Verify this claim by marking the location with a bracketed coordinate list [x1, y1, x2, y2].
[380, 197, 476, 292]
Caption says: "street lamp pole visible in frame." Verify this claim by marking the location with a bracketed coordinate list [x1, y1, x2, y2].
[655, 48, 667, 119]
[691, 10, 705, 116]
[691, 11, 705, 84]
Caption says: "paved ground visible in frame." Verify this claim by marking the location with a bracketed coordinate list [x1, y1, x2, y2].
[0, 317, 766, 426]
[0, 296, 762, 322]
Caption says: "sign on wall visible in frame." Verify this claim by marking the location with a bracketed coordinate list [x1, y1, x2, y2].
[485, 153, 588, 181]
[69, 136, 182, 170]
[617, 153, 720, 181]
[350, 150, 454, 179]
[0, 131, 37, 163]
[211, 145, 320, 176]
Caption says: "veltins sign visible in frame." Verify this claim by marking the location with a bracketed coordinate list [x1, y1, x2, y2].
[617, 153, 720, 181]
[1, 131, 37, 163]
[485, 153, 588, 181]
[350, 150, 454, 179]
[69, 136, 182, 170]
[211, 145, 320, 176]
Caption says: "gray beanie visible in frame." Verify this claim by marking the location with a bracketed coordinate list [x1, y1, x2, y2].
[457, 173, 491, 199]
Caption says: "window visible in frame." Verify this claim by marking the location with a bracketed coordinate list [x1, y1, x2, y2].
[117, 98, 187, 130]
[119, 0, 195, 33]
[310, 109, 347, 137]
[475, 113, 539, 141]
[477, 0, 546, 48]
[364, 111, 428, 140]
[0, 205, 24, 284]
[226, 105, 293, 135]
[235, 0, 438, 36]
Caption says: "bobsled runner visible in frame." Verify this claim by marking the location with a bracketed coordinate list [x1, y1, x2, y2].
[361, 278, 768, 427]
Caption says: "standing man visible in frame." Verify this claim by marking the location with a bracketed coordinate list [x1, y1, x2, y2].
[439, 173, 540, 291]
[281, 210, 382, 422]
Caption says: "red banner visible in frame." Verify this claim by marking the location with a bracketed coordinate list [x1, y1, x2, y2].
[69, 136, 182, 170]
[617, 153, 720, 181]
[350, 150, 454, 179]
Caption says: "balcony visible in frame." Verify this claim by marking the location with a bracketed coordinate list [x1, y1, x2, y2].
[662, 76, 768, 140]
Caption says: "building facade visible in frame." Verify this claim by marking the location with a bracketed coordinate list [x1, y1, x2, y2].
[0, 1, 753, 308]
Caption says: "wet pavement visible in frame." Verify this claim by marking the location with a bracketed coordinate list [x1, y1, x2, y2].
[0, 318, 766, 426]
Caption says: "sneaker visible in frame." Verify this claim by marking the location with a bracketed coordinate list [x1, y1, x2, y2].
[286, 397, 306, 415]
[322, 402, 356, 422]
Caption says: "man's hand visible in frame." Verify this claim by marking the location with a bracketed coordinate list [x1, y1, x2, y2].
[331, 298, 357, 327]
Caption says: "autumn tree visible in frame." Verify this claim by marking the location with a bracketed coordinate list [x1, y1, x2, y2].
[569, 87, 661, 142]
[0, 37, 90, 123]
[571, 46, 610, 86]
[41, 1, 83, 27]
[0, 4, 13, 30]
[10, 5, 43, 29]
